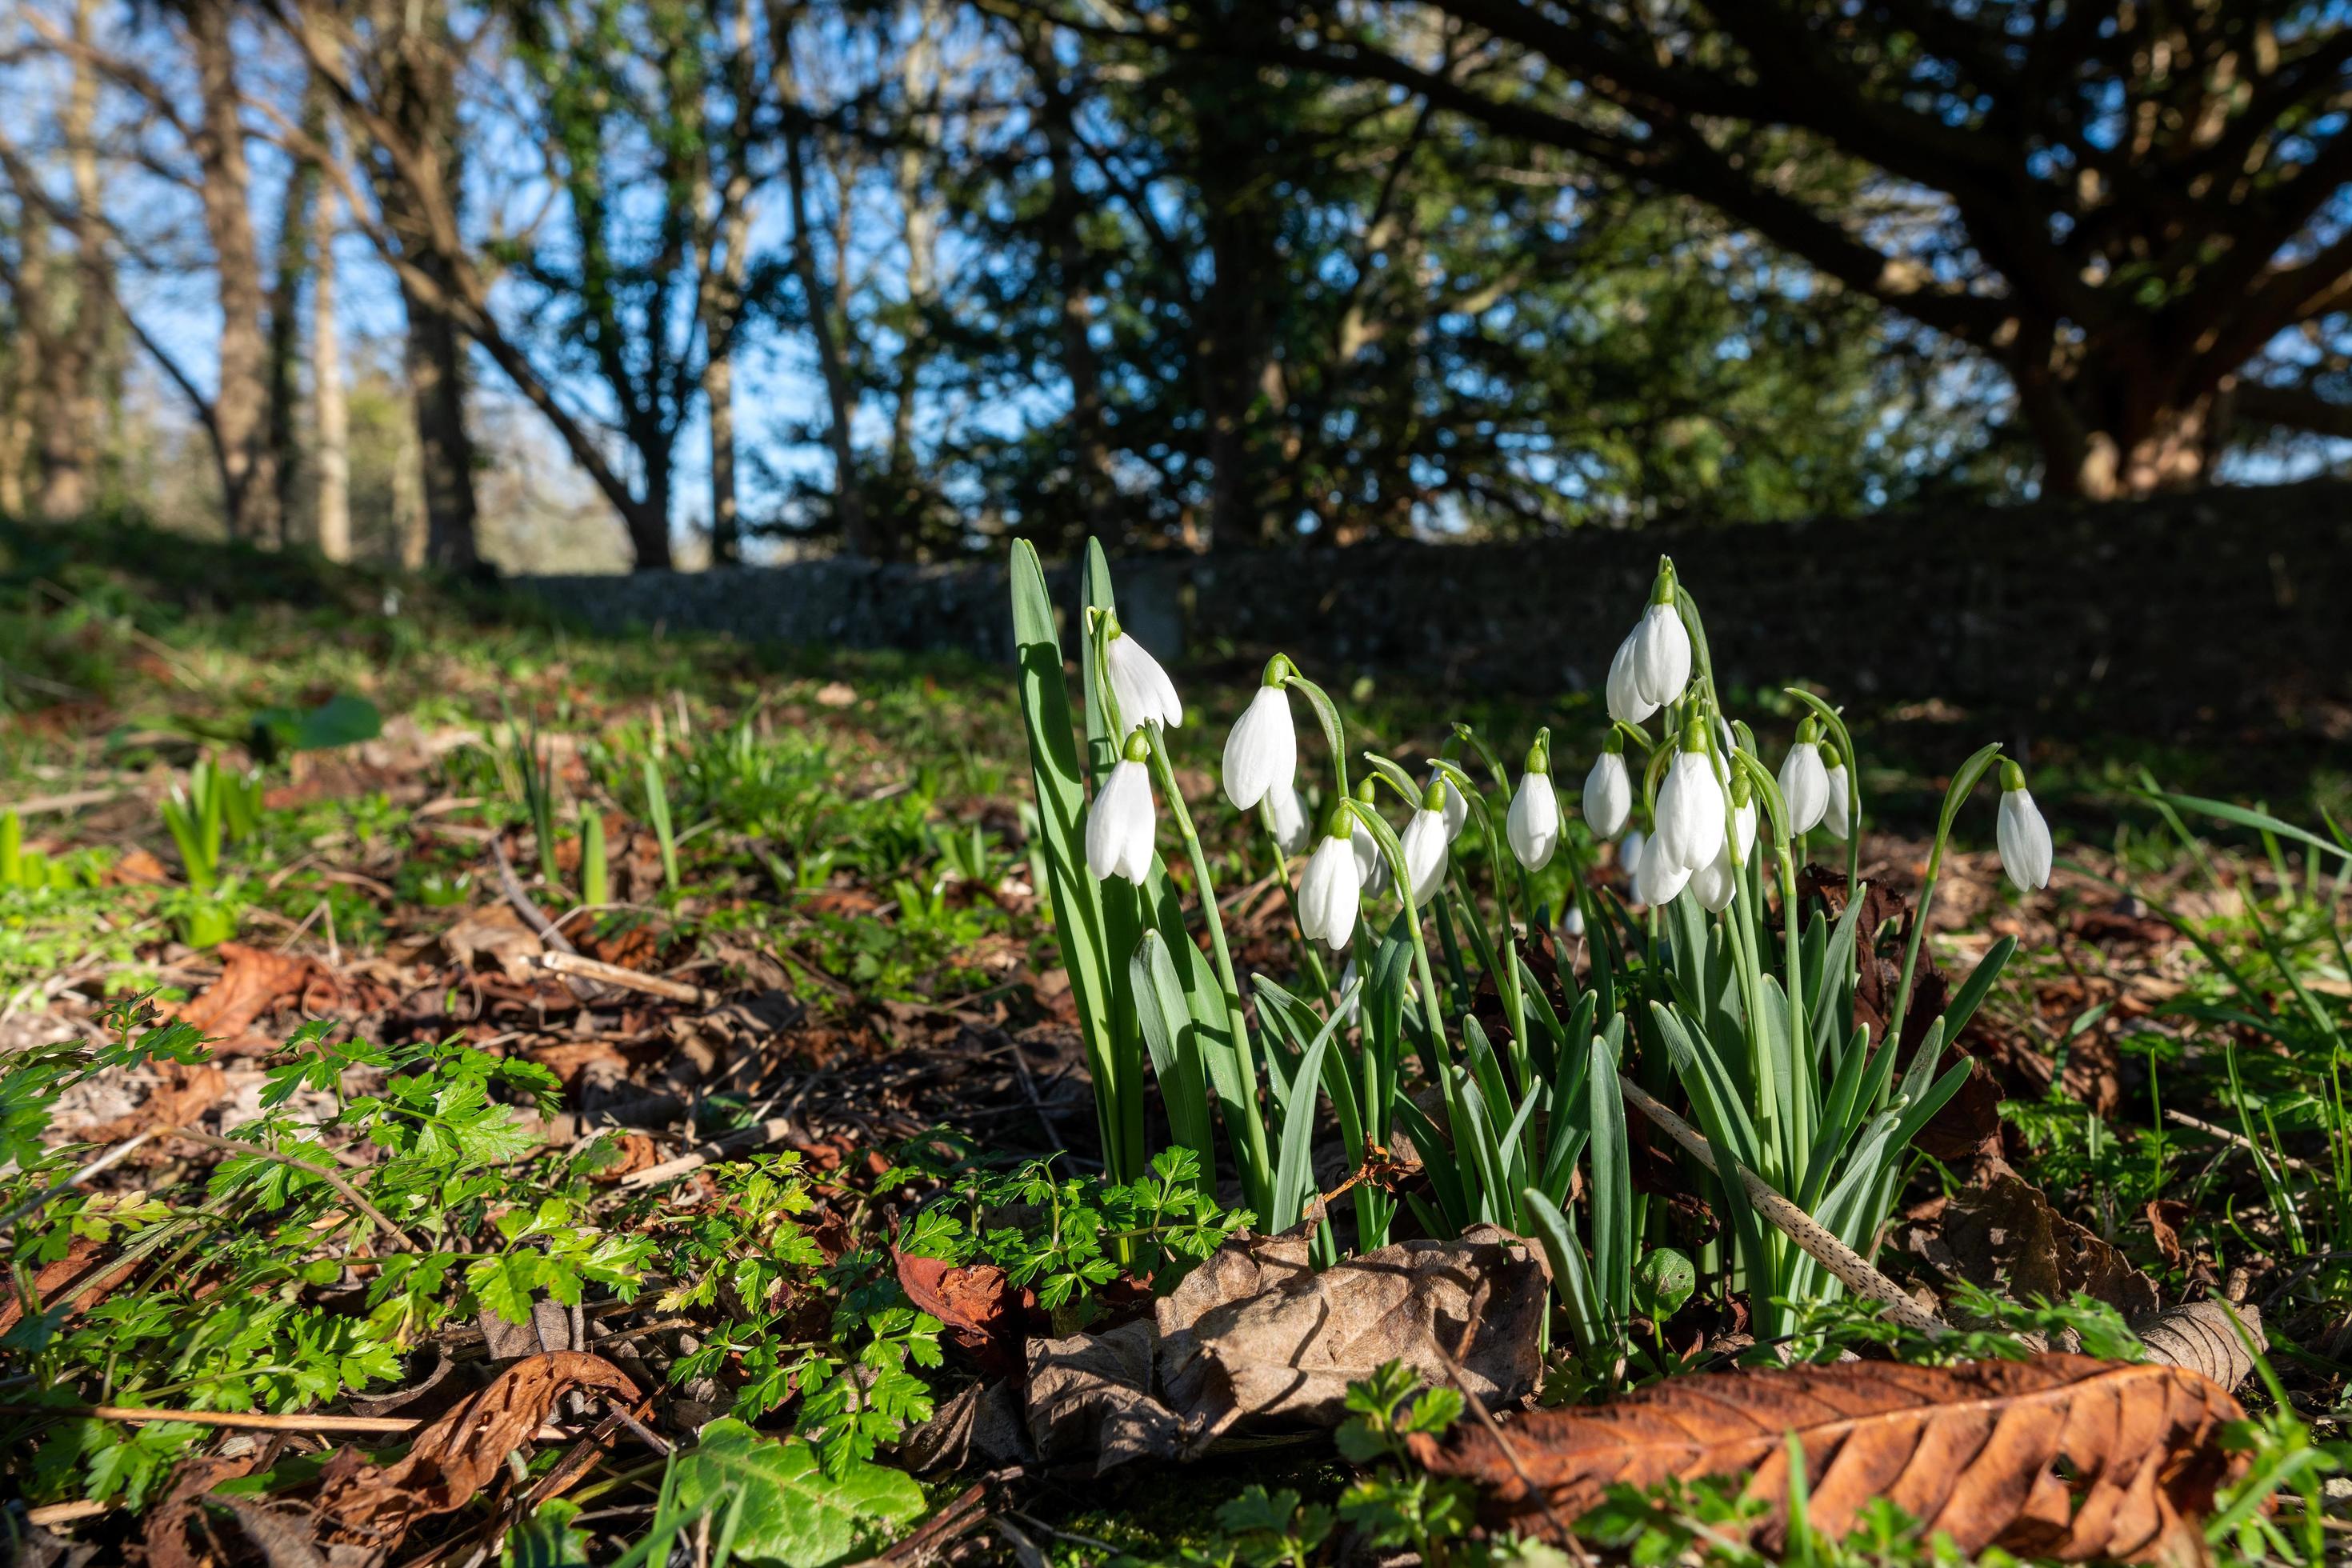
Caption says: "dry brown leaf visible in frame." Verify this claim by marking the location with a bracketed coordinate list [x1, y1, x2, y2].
[1412, 1354, 2246, 1562]
[438, 904, 543, 982]
[74, 1058, 227, 1142]
[174, 942, 325, 1041]
[1934, 1173, 2163, 1324]
[311, 1351, 638, 1560]
[896, 1250, 1034, 1378]
[142, 1454, 259, 1568]
[1156, 1223, 1545, 1456]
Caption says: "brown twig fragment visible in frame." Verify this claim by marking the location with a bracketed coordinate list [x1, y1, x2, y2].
[534, 950, 716, 1006]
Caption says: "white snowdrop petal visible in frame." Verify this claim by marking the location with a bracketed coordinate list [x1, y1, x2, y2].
[1350, 820, 1390, 894]
[1298, 834, 1362, 949]
[1634, 831, 1691, 906]
[1433, 771, 1470, 842]
[1823, 764, 1852, 841]
[1106, 636, 1182, 730]
[1507, 771, 1560, 870]
[1690, 844, 1738, 912]
[1401, 808, 1450, 906]
[1998, 787, 2054, 892]
[1085, 759, 1154, 883]
[1265, 781, 1311, 856]
[1222, 686, 1297, 810]
[1631, 602, 1692, 708]
[1583, 752, 1632, 839]
[1654, 750, 1727, 873]
[1779, 743, 1829, 835]
[1606, 636, 1657, 726]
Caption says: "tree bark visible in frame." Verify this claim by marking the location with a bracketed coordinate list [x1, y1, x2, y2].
[313, 180, 350, 562]
[266, 84, 328, 542]
[186, 0, 279, 542]
[38, 0, 109, 519]
[782, 114, 873, 558]
[1034, 60, 1114, 546]
[698, 0, 758, 566]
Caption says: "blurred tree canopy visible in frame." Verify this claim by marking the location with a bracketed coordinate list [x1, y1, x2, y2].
[0, 0, 2342, 567]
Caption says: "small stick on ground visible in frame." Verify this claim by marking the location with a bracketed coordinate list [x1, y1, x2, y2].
[534, 950, 715, 1006]
[0, 1402, 564, 1438]
[1616, 1074, 1949, 1339]
[619, 1115, 807, 1190]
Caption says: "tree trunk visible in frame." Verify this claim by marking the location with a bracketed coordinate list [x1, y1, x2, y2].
[313, 185, 350, 562]
[1040, 84, 1112, 546]
[2010, 335, 2228, 501]
[187, 0, 279, 542]
[782, 115, 872, 558]
[37, 0, 107, 519]
[398, 252, 482, 572]
[699, 0, 756, 567]
[266, 86, 328, 542]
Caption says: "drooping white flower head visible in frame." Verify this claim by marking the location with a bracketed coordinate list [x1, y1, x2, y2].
[1779, 725, 1830, 836]
[1996, 761, 2053, 892]
[1583, 740, 1632, 839]
[1084, 735, 1157, 883]
[1653, 726, 1728, 874]
[1430, 769, 1470, 842]
[1559, 900, 1586, 938]
[1399, 785, 1451, 906]
[1296, 826, 1362, 950]
[1634, 830, 1691, 907]
[1105, 628, 1182, 730]
[1507, 763, 1560, 871]
[1729, 779, 1757, 865]
[1630, 601, 1692, 710]
[1350, 820, 1390, 895]
[1263, 780, 1311, 857]
[1222, 667, 1298, 811]
[1605, 635, 1656, 726]
[1618, 826, 1646, 874]
[1822, 750, 1853, 842]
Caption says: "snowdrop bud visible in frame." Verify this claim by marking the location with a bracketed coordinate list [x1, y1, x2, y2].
[1400, 784, 1451, 906]
[1689, 843, 1739, 912]
[1996, 760, 2053, 892]
[1634, 830, 1690, 907]
[1630, 602, 1692, 710]
[1430, 769, 1469, 842]
[1583, 735, 1632, 839]
[1103, 624, 1182, 730]
[1222, 665, 1298, 811]
[1779, 721, 1829, 836]
[1296, 820, 1362, 950]
[1605, 635, 1656, 726]
[1084, 732, 1157, 883]
[1507, 736, 1559, 871]
[1263, 780, 1310, 857]
[1654, 724, 1727, 874]
[1822, 745, 1852, 842]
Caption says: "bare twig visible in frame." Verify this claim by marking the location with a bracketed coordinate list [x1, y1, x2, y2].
[534, 950, 716, 1006]
[618, 1115, 807, 1190]
[0, 1401, 563, 1438]
[1616, 1074, 1949, 1338]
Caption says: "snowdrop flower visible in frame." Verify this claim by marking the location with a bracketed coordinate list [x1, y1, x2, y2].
[1296, 817, 1362, 950]
[1605, 636, 1655, 726]
[1104, 624, 1182, 730]
[1822, 744, 1852, 842]
[1430, 768, 1470, 842]
[1611, 560, 1691, 712]
[1728, 774, 1757, 864]
[1634, 830, 1691, 907]
[1222, 662, 1298, 811]
[1618, 826, 1646, 874]
[1084, 731, 1157, 883]
[1506, 735, 1560, 871]
[1689, 842, 1739, 912]
[1583, 737, 1632, 839]
[1399, 782, 1451, 906]
[1996, 761, 2053, 892]
[1778, 720, 1830, 836]
[1263, 780, 1310, 857]
[1653, 725, 1727, 874]
[1559, 901, 1586, 938]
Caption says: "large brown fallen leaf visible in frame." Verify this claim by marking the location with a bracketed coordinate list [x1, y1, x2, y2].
[310, 1351, 638, 1562]
[173, 942, 329, 1043]
[1411, 1354, 2246, 1563]
[896, 1250, 1035, 1378]
[1157, 1222, 1546, 1456]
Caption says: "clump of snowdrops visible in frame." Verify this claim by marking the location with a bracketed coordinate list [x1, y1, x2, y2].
[1010, 544, 2051, 1370]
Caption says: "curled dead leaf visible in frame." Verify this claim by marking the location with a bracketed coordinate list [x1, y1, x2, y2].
[311, 1350, 638, 1561]
[895, 1250, 1034, 1379]
[1411, 1354, 2247, 1563]
[173, 942, 328, 1042]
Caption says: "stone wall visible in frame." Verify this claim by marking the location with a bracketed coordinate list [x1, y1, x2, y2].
[514, 482, 2352, 726]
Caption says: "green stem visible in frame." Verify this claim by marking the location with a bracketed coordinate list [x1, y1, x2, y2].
[1144, 727, 1273, 1213]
